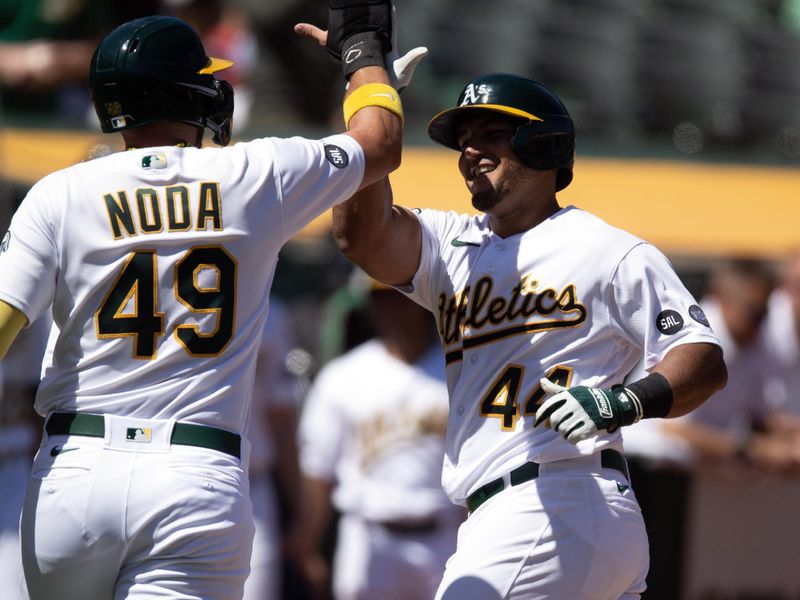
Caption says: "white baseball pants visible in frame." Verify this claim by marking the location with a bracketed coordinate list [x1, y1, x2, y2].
[435, 456, 649, 600]
[333, 512, 461, 600]
[21, 423, 254, 600]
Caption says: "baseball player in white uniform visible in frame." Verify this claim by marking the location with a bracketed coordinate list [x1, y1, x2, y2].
[330, 73, 728, 599]
[297, 276, 464, 600]
[245, 297, 304, 600]
[0, 4, 409, 598]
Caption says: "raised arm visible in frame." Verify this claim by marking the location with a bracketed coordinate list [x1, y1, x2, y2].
[332, 178, 422, 287]
[295, 0, 404, 188]
[296, 2, 426, 286]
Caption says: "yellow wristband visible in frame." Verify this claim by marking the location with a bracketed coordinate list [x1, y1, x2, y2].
[342, 83, 404, 129]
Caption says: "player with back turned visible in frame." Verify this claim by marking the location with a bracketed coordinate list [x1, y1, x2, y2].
[332, 73, 728, 599]
[0, 1, 414, 598]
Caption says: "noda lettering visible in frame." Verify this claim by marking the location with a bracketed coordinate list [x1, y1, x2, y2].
[104, 182, 222, 239]
[437, 275, 587, 346]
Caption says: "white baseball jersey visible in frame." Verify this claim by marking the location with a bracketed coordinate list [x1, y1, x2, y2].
[300, 340, 456, 523]
[0, 135, 363, 443]
[402, 205, 721, 504]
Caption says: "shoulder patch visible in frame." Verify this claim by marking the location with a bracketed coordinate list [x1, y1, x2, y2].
[0, 230, 10, 254]
[688, 304, 710, 327]
[656, 309, 684, 335]
[324, 144, 349, 168]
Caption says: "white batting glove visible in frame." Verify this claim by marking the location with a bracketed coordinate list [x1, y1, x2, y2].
[386, 4, 427, 91]
[342, 3, 428, 91]
[387, 45, 428, 92]
[534, 378, 642, 444]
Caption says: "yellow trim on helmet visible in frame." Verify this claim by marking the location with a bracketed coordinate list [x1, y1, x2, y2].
[198, 56, 234, 75]
[430, 103, 543, 126]
[467, 104, 543, 121]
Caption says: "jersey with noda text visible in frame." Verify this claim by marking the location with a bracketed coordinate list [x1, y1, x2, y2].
[402, 205, 721, 505]
[0, 135, 364, 438]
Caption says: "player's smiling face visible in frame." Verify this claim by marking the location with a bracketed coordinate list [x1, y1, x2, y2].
[455, 111, 560, 237]
[456, 113, 522, 213]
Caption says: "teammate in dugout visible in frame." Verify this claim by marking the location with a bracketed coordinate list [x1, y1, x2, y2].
[331, 73, 728, 599]
[0, 1, 420, 597]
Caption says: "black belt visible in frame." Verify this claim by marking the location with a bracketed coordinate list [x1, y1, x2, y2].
[466, 449, 629, 513]
[378, 517, 440, 535]
[45, 412, 241, 459]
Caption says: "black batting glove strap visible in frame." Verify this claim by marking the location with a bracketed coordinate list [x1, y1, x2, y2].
[325, 0, 392, 60]
[340, 32, 388, 79]
[625, 372, 674, 419]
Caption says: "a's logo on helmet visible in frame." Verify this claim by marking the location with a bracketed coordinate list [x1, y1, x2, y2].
[105, 102, 123, 117]
[460, 83, 490, 106]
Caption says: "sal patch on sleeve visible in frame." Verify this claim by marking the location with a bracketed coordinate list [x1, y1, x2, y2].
[324, 144, 350, 168]
[656, 309, 684, 335]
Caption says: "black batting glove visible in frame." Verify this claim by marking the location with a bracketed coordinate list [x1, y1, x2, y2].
[325, 0, 392, 79]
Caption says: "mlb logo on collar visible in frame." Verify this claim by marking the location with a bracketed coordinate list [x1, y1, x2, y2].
[126, 427, 152, 443]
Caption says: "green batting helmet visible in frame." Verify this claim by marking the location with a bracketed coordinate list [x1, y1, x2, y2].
[428, 73, 575, 191]
[89, 16, 235, 146]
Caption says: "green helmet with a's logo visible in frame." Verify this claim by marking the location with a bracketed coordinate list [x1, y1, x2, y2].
[89, 16, 235, 146]
[428, 73, 575, 191]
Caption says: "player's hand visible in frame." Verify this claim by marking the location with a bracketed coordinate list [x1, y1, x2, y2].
[384, 4, 427, 92]
[324, 0, 392, 60]
[388, 46, 427, 91]
[294, 22, 328, 48]
[295, 3, 426, 91]
[294, 20, 425, 92]
[534, 378, 640, 444]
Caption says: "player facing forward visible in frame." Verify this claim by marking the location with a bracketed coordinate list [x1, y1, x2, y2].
[0, 4, 408, 599]
[331, 73, 728, 599]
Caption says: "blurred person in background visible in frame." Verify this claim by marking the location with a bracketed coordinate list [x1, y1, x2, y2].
[161, 0, 258, 130]
[764, 249, 800, 423]
[0, 315, 49, 600]
[238, 0, 338, 128]
[0, 0, 160, 124]
[662, 258, 800, 471]
[246, 297, 305, 600]
[625, 257, 800, 600]
[296, 273, 464, 600]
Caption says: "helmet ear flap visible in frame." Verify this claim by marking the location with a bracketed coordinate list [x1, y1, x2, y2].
[511, 122, 575, 191]
[511, 123, 574, 171]
[206, 80, 234, 146]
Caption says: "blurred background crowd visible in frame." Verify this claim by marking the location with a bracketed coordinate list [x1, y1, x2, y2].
[1, 1, 800, 599]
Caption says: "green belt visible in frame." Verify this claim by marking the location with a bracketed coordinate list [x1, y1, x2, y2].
[45, 412, 241, 459]
[465, 449, 629, 513]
